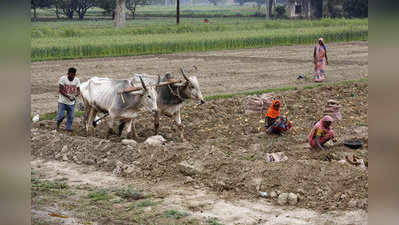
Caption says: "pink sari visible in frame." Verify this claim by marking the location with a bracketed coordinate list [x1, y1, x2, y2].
[308, 115, 334, 148]
[314, 44, 327, 82]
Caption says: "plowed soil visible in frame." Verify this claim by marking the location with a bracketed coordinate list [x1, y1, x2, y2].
[32, 81, 368, 212]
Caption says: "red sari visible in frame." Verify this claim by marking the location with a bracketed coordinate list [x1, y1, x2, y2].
[314, 43, 327, 82]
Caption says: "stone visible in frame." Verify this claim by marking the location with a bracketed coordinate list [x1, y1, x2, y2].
[184, 176, 194, 184]
[83, 159, 95, 165]
[121, 139, 137, 146]
[288, 193, 298, 205]
[144, 135, 166, 146]
[357, 199, 368, 209]
[178, 161, 203, 176]
[277, 193, 289, 205]
[348, 200, 358, 208]
[348, 199, 368, 209]
[62, 154, 68, 161]
[61, 145, 68, 152]
[250, 143, 262, 151]
[124, 165, 137, 176]
[270, 191, 278, 198]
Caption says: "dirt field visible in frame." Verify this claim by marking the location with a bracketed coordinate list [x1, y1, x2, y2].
[32, 80, 368, 224]
[31, 41, 368, 224]
[31, 41, 368, 115]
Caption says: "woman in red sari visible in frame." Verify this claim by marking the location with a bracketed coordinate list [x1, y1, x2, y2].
[313, 38, 329, 82]
[308, 115, 336, 151]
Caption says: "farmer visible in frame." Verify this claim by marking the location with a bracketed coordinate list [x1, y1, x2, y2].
[308, 115, 336, 151]
[265, 99, 292, 135]
[56, 67, 80, 132]
[313, 37, 329, 82]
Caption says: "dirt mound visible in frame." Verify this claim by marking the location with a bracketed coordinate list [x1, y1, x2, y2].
[31, 82, 368, 211]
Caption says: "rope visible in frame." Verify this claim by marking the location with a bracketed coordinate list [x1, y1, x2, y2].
[168, 84, 184, 102]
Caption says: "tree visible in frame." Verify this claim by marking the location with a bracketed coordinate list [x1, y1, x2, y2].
[54, 0, 77, 19]
[114, 0, 127, 27]
[96, 0, 116, 18]
[266, 0, 273, 18]
[311, 0, 322, 18]
[75, 0, 96, 19]
[31, 0, 52, 20]
[275, 5, 286, 18]
[343, 0, 367, 18]
[126, 0, 151, 19]
[233, 0, 247, 5]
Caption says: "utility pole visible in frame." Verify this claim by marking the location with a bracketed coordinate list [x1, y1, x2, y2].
[176, 0, 180, 24]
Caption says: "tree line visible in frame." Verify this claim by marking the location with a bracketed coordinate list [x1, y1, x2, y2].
[232, 0, 367, 19]
[31, 0, 152, 20]
[31, 0, 368, 21]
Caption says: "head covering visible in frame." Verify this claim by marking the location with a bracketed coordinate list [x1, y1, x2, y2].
[318, 37, 324, 45]
[308, 115, 334, 142]
[266, 99, 281, 119]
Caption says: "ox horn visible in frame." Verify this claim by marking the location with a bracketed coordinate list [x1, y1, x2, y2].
[180, 68, 190, 82]
[139, 76, 147, 90]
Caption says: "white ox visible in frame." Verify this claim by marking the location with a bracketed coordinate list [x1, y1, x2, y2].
[80, 76, 158, 138]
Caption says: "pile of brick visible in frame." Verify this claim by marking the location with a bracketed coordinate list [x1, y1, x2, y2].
[245, 93, 274, 114]
[324, 99, 342, 121]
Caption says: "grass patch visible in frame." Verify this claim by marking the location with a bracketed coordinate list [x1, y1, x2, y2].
[125, 200, 158, 211]
[205, 86, 297, 101]
[243, 154, 257, 161]
[163, 209, 190, 219]
[207, 217, 224, 225]
[87, 189, 113, 201]
[33, 110, 85, 121]
[303, 83, 324, 89]
[31, 178, 69, 190]
[114, 185, 146, 201]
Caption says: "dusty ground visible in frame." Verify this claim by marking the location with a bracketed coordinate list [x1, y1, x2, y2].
[31, 159, 367, 225]
[31, 41, 368, 115]
[32, 82, 368, 224]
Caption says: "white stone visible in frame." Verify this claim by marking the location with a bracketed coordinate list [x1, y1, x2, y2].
[144, 135, 166, 146]
[288, 193, 298, 205]
[125, 165, 136, 175]
[61, 145, 68, 152]
[277, 193, 289, 205]
[270, 191, 278, 198]
[62, 154, 68, 161]
[121, 139, 137, 146]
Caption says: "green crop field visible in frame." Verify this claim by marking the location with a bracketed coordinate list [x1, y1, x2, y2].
[31, 14, 368, 62]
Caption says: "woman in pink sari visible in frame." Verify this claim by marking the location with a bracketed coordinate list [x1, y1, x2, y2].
[313, 38, 329, 82]
[308, 115, 336, 151]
